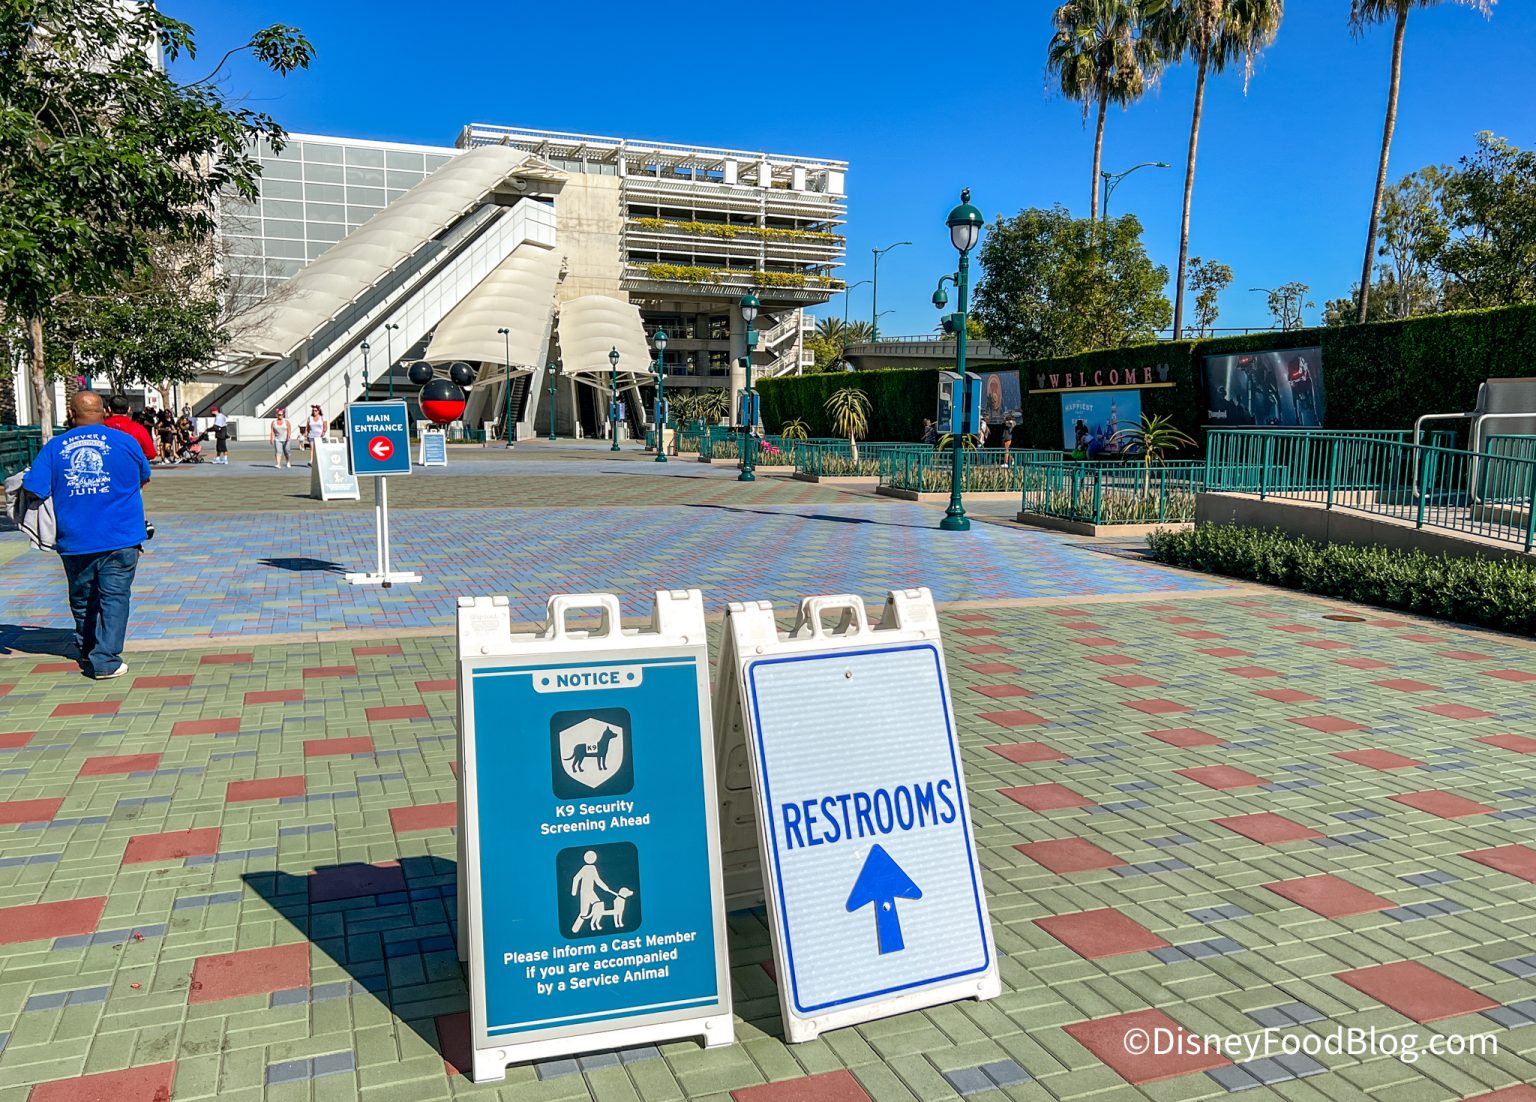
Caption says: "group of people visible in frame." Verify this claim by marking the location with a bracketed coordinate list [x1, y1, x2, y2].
[268, 405, 332, 468]
[96, 399, 230, 465]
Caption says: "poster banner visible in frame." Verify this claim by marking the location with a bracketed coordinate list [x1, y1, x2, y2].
[973, 369, 1022, 425]
[1200, 346, 1324, 427]
[1061, 389, 1140, 458]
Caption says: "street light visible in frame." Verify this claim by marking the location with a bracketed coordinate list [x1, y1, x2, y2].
[935, 188, 983, 533]
[497, 327, 514, 447]
[608, 346, 621, 452]
[652, 328, 669, 463]
[1250, 286, 1299, 330]
[546, 359, 561, 441]
[1100, 161, 1169, 222]
[842, 278, 871, 326]
[871, 241, 911, 340]
[737, 291, 759, 483]
[360, 340, 371, 400]
[382, 322, 400, 398]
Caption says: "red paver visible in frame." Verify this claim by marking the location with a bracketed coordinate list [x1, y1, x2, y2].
[436, 1011, 472, 1077]
[1482, 669, 1536, 683]
[1177, 765, 1268, 790]
[226, 776, 306, 803]
[389, 802, 457, 833]
[1144, 727, 1224, 748]
[416, 679, 458, 692]
[987, 742, 1066, 764]
[1199, 647, 1253, 658]
[1061, 621, 1107, 631]
[1265, 874, 1396, 918]
[0, 683, 11, 697]
[732, 1069, 872, 1102]
[1273, 623, 1320, 634]
[244, 688, 304, 705]
[170, 716, 239, 737]
[302, 665, 358, 679]
[1289, 715, 1367, 733]
[957, 626, 1001, 638]
[200, 652, 252, 665]
[52, 700, 121, 718]
[960, 643, 1007, 656]
[1478, 734, 1536, 754]
[970, 684, 1035, 699]
[1299, 639, 1352, 650]
[1463, 1089, 1536, 1102]
[353, 644, 404, 656]
[304, 735, 375, 757]
[0, 797, 63, 824]
[0, 897, 106, 946]
[1223, 666, 1284, 679]
[1390, 791, 1493, 819]
[1176, 630, 1225, 640]
[1071, 636, 1122, 648]
[123, 827, 221, 865]
[1122, 698, 1192, 715]
[187, 942, 310, 1005]
[1084, 654, 1139, 666]
[1334, 749, 1423, 770]
[132, 674, 195, 689]
[1157, 615, 1202, 625]
[1463, 845, 1536, 882]
[33, 660, 80, 673]
[366, 704, 430, 722]
[1000, 783, 1093, 811]
[977, 709, 1050, 728]
[1064, 1008, 1231, 1084]
[308, 861, 406, 903]
[1036, 908, 1170, 959]
[1399, 632, 1449, 643]
[1336, 657, 1394, 670]
[1421, 703, 1496, 720]
[1253, 688, 1320, 703]
[952, 612, 993, 621]
[1435, 650, 1495, 662]
[1372, 678, 1441, 692]
[1103, 674, 1164, 689]
[1214, 813, 1322, 845]
[1016, 838, 1126, 873]
[1336, 961, 1496, 1023]
[29, 1061, 177, 1102]
[0, 731, 35, 749]
[78, 753, 161, 777]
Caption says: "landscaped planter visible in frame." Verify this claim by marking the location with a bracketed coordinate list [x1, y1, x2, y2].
[877, 486, 1022, 503]
[1015, 510, 1193, 537]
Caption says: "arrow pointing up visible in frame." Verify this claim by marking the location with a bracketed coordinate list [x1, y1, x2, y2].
[845, 844, 922, 955]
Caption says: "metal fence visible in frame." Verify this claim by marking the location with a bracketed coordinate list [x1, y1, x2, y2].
[1, 426, 44, 479]
[1019, 460, 1206, 525]
[792, 441, 931, 479]
[881, 448, 1066, 493]
[1205, 428, 1536, 551]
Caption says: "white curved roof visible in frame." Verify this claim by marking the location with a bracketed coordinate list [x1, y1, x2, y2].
[557, 295, 652, 379]
[422, 243, 561, 369]
[228, 146, 561, 359]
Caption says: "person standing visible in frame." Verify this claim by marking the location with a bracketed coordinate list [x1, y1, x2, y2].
[105, 394, 157, 463]
[307, 406, 328, 466]
[270, 409, 294, 468]
[21, 391, 152, 679]
[211, 406, 229, 463]
[1001, 418, 1016, 465]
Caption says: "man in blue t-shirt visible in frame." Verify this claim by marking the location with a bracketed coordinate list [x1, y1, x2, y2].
[23, 391, 153, 679]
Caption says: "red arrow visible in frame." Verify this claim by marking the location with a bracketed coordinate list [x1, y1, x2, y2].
[368, 436, 394, 461]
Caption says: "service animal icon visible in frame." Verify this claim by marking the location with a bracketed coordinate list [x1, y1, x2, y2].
[563, 726, 621, 773]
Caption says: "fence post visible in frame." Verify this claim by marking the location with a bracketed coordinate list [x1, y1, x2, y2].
[1259, 436, 1273, 500]
[1415, 447, 1437, 530]
[1070, 465, 1082, 521]
[1524, 469, 1536, 553]
[1326, 437, 1340, 511]
[1091, 470, 1103, 525]
[1159, 468, 1168, 522]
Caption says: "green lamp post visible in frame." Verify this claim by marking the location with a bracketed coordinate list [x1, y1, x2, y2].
[383, 322, 400, 399]
[546, 359, 560, 441]
[360, 340, 371, 400]
[652, 328, 668, 462]
[608, 346, 621, 452]
[497, 327, 514, 447]
[737, 292, 760, 483]
[935, 188, 984, 532]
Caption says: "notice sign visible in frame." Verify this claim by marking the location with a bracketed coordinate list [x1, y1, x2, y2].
[310, 440, 359, 501]
[419, 429, 448, 466]
[457, 592, 732, 1081]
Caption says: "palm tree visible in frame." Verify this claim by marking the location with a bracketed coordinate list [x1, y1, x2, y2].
[824, 387, 872, 462]
[841, 320, 875, 345]
[814, 316, 847, 346]
[1350, 0, 1493, 324]
[1047, 0, 1163, 222]
[1150, 0, 1285, 339]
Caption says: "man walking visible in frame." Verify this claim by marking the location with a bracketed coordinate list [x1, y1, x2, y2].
[22, 391, 152, 679]
[104, 394, 157, 462]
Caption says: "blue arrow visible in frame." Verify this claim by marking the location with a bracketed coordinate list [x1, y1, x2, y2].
[845, 844, 922, 955]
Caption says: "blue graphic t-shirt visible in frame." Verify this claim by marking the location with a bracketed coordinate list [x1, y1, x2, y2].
[22, 425, 152, 555]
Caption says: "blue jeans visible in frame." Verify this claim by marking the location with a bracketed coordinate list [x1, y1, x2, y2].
[60, 547, 140, 677]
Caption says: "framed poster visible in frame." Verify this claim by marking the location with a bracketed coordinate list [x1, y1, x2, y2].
[1200, 347, 1324, 427]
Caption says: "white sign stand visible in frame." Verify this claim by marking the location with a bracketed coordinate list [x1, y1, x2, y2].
[454, 591, 734, 1082]
[344, 476, 421, 587]
[310, 440, 360, 501]
[419, 428, 448, 466]
[715, 588, 1000, 1043]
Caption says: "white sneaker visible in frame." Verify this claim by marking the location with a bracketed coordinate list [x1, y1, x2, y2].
[97, 663, 129, 679]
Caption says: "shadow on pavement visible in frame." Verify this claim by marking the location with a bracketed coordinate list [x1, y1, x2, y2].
[260, 556, 347, 574]
[0, 625, 78, 658]
[679, 502, 938, 531]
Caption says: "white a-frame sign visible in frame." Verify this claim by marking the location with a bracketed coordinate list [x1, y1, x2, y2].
[714, 588, 1000, 1042]
[455, 590, 734, 1081]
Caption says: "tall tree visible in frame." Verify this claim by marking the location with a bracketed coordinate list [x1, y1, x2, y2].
[1186, 255, 1233, 335]
[0, 1, 312, 438]
[1263, 281, 1313, 329]
[1350, 0, 1493, 324]
[1047, 0, 1164, 222]
[1149, 0, 1284, 339]
[1437, 132, 1536, 308]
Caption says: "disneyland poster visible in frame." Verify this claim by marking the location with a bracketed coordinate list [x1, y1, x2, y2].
[1061, 389, 1140, 458]
[1200, 346, 1325, 427]
[974, 368, 1023, 424]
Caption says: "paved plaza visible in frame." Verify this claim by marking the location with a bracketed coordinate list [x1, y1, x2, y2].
[1, 443, 1534, 1102]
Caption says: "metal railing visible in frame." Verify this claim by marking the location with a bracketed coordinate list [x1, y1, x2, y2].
[1205, 428, 1536, 552]
[881, 448, 1065, 493]
[792, 440, 930, 479]
[1019, 460, 1206, 525]
[1, 426, 45, 478]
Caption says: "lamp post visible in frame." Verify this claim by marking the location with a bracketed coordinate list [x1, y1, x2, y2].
[360, 340, 371, 400]
[497, 327, 514, 447]
[608, 346, 621, 452]
[546, 359, 560, 441]
[1100, 161, 1170, 223]
[382, 322, 400, 398]
[737, 291, 759, 483]
[934, 189, 984, 533]
[871, 241, 910, 340]
[1250, 285, 1299, 330]
[652, 328, 669, 462]
[842, 278, 871, 326]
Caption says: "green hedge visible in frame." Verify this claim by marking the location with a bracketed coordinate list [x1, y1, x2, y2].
[1146, 523, 1536, 636]
[759, 368, 939, 441]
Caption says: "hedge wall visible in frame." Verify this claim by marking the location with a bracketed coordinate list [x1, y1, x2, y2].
[762, 303, 1536, 450]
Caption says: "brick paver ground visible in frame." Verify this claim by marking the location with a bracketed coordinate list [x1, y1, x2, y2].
[0, 445, 1533, 1101]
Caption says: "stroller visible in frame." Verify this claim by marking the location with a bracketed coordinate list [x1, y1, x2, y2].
[172, 431, 208, 464]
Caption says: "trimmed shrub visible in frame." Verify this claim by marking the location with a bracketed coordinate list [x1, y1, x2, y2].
[759, 368, 939, 441]
[1146, 523, 1536, 636]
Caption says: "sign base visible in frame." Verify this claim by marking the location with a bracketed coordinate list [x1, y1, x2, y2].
[344, 570, 422, 586]
[472, 1015, 733, 1084]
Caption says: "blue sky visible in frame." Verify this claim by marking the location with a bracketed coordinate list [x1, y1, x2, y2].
[174, 1, 1533, 337]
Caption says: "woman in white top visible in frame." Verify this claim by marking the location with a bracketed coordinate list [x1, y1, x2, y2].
[307, 406, 329, 466]
[270, 409, 294, 468]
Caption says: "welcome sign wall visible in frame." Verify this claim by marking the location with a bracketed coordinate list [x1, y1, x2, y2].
[1029, 363, 1177, 394]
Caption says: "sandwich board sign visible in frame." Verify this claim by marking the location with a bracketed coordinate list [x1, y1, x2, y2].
[310, 440, 359, 501]
[419, 428, 448, 466]
[714, 588, 999, 1042]
[454, 590, 734, 1081]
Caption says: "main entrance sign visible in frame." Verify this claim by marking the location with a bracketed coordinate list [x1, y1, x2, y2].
[346, 400, 412, 476]
[456, 591, 733, 1081]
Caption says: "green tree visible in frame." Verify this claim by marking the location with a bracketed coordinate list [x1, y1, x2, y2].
[1437, 132, 1536, 309]
[1147, 0, 1284, 339]
[1376, 166, 1451, 317]
[1349, 0, 1493, 323]
[1046, 0, 1164, 222]
[1323, 267, 1396, 325]
[1264, 281, 1313, 329]
[971, 205, 1171, 359]
[824, 387, 872, 461]
[1186, 255, 1233, 335]
[0, 1, 313, 438]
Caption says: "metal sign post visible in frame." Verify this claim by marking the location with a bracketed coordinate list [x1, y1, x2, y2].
[715, 588, 999, 1042]
[343, 401, 419, 587]
[454, 590, 734, 1082]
